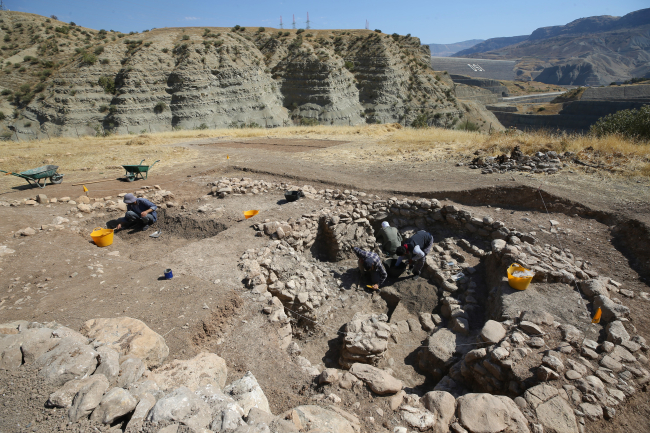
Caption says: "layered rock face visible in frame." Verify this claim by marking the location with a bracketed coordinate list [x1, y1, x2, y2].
[10, 24, 470, 136]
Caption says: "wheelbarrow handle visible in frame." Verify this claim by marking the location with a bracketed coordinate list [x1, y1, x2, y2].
[139, 159, 146, 165]
[149, 160, 160, 169]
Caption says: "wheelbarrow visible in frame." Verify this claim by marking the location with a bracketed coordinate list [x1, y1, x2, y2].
[122, 159, 159, 182]
[1, 165, 64, 188]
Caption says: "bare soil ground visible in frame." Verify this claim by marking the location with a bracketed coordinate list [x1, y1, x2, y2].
[1, 135, 650, 433]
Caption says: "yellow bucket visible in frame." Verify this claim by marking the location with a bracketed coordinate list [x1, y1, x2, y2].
[244, 210, 259, 219]
[507, 263, 533, 291]
[90, 227, 114, 247]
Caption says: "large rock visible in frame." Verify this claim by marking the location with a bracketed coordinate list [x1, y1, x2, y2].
[95, 346, 120, 385]
[349, 363, 403, 395]
[194, 383, 246, 432]
[90, 387, 138, 424]
[80, 317, 169, 368]
[68, 374, 110, 422]
[0, 333, 26, 370]
[291, 405, 357, 433]
[593, 296, 630, 322]
[223, 371, 270, 416]
[524, 384, 579, 433]
[401, 405, 436, 430]
[606, 321, 630, 345]
[125, 393, 156, 433]
[116, 355, 146, 388]
[152, 352, 228, 392]
[37, 338, 99, 386]
[48, 376, 102, 408]
[147, 386, 212, 431]
[480, 320, 506, 344]
[456, 393, 530, 433]
[578, 279, 609, 300]
[421, 391, 456, 433]
[19, 327, 61, 364]
[419, 328, 459, 373]
[340, 313, 391, 368]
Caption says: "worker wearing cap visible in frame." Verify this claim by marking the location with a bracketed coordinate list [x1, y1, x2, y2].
[377, 221, 402, 255]
[115, 193, 157, 231]
[395, 230, 434, 277]
[353, 247, 387, 290]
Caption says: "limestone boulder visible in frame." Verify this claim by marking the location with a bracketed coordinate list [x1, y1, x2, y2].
[95, 346, 120, 385]
[593, 296, 630, 322]
[524, 384, 579, 433]
[0, 334, 27, 370]
[48, 376, 103, 408]
[349, 363, 403, 395]
[480, 320, 506, 344]
[223, 371, 270, 416]
[37, 338, 99, 386]
[19, 327, 61, 364]
[578, 278, 609, 300]
[68, 374, 110, 422]
[90, 387, 138, 424]
[290, 405, 357, 433]
[80, 317, 169, 368]
[421, 391, 456, 433]
[606, 321, 630, 345]
[401, 405, 436, 430]
[116, 355, 146, 388]
[125, 393, 156, 433]
[456, 393, 530, 433]
[152, 352, 228, 392]
[419, 328, 459, 373]
[147, 386, 212, 431]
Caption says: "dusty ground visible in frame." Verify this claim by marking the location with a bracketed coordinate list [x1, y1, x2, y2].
[1, 134, 650, 432]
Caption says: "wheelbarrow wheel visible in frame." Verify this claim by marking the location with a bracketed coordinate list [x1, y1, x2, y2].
[126, 174, 135, 182]
[50, 174, 63, 184]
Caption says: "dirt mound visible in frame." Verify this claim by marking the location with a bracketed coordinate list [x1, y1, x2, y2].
[191, 291, 244, 349]
[387, 278, 440, 317]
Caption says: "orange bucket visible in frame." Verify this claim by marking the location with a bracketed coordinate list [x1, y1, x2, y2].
[90, 227, 114, 247]
[244, 210, 259, 219]
[507, 263, 533, 291]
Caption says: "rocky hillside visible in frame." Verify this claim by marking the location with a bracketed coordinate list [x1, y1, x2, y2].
[0, 11, 479, 139]
[453, 8, 650, 86]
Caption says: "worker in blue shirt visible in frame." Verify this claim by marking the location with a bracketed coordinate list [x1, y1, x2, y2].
[115, 193, 157, 231]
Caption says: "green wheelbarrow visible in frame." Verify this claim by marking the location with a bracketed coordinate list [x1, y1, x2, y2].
[122, 159, 160, 182]
[1, 165, 64, 188]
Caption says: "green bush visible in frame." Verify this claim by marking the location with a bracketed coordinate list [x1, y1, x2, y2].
[94, 46, 104, 55]
[590, 105, 650, 140]
[197, 123, 208, 130]
[0, 89, 11, 96]
[0, 111, 5, 120]
[154, 101, 167, 113]
[374, 29, 382, 33]
[81, 52, 97, 65]
[344, 60, 354, 71]
[457, 120, 479, 131]
[99, 104, 109, 112]
[300, 117, 319, 126]
[296, 29, 304, 34]
[98, 76, 116, 94]
[182, 34, 190, 40]
[34, 83, 45, 93]
[161, 47, 169, 53]
[258, 27, 265, 32]
[108, 105, 117, 114]
[100, 58, 109, 64]
[411, 114, 428, 128]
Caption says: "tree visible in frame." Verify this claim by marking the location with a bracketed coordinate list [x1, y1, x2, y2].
[50, 15, 58, 20]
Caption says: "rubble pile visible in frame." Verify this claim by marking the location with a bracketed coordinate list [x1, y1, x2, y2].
[339, 313, 391, 368]
[468, 147, 571, 175]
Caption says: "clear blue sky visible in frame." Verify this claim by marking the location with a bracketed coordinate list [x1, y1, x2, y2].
[6, 0, 648, 44]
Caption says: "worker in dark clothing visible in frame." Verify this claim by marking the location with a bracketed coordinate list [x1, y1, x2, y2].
[395, 230, 434, 277]
[377, 221, 402, 255]
[353, 247, 388, 290]
[114, 193, 157, 231]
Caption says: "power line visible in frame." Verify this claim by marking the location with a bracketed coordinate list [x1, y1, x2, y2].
[292, 14, 296, 30]
[306, 12, 310, 30]
[279, 16, 283, 30]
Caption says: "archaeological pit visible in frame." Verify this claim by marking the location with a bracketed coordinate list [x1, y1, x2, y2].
[1, 174, 649, 433]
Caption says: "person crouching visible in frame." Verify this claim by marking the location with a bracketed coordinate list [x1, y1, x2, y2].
[353, 247, 387, 290]
[115, 193, 157, 231]
[395, 230, 434, 278]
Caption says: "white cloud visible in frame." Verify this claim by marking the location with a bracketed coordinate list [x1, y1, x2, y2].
[184, 17, 198, 20]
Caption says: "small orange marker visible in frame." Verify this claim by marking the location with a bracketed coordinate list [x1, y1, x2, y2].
[83, 185, 89, 196]
[591, 307, 602, 324]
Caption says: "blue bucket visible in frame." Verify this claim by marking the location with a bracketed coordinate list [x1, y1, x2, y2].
[164, 268, 173, 280]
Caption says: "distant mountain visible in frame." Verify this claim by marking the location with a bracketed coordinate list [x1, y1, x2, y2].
[452, 8, 650, 86]
[452, 36, 528, 57]
[427, 39, 483, 57]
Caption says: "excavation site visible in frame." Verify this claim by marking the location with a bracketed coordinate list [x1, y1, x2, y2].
[2, 134, 650, 433]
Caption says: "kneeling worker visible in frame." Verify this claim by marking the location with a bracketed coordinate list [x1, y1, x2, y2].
[395, 230, 434, 277]
[377, 221, 402, 255]
[115, 193, 157, 231]
[353, 247, 387, 290]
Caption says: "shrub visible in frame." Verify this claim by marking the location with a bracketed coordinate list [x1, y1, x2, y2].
[344, 60, 354, 71]
[182, 34, 190, 40]
[411, 113, 428, 128]
[154, 101, 167, 113]
[99, 104, 109, 112]
[0, 89, 10, 95]
[161, 48, 169, 53]
[98, 76, 116, 94]
[81, 52, 97, 65]
[590, 105, 650, 141]
[18, 67, 25, 72]
[0, 111, 5, 120]
[537, 107, 546, 112]
[258, 27, 265, 32]
[100, 58, 109, 64]
[391, 33, 399, 40]
[55, 26, 69, 34]
[19, 84, 31, 93]
[3, 34, 10, 42]
[197, 123, 208, 130]
[108, 105, 117, 114]
[41, 60, 54, 67]
[296, 28, 304, 34]
[300, 117, 319, 126]
[457, 120, 479, 131]
[34, 83, 45, 93]
[94, 46, 104, 55]
[374, 29, 382, 33]
[24, 121, 31, 127]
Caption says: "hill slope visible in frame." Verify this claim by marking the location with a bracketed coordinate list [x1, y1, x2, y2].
[0, 11, 490, 138]
[427, 39, 483, 57]
[453, 8, 650, 85]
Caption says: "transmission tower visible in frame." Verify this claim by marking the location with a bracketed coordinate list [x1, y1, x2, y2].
[0, 1, 8, 11]
[365, 20, 369, 30]
[280, 16, 283, 29]
[306, 12, 310, 30]
[292, 14, 296, 29]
